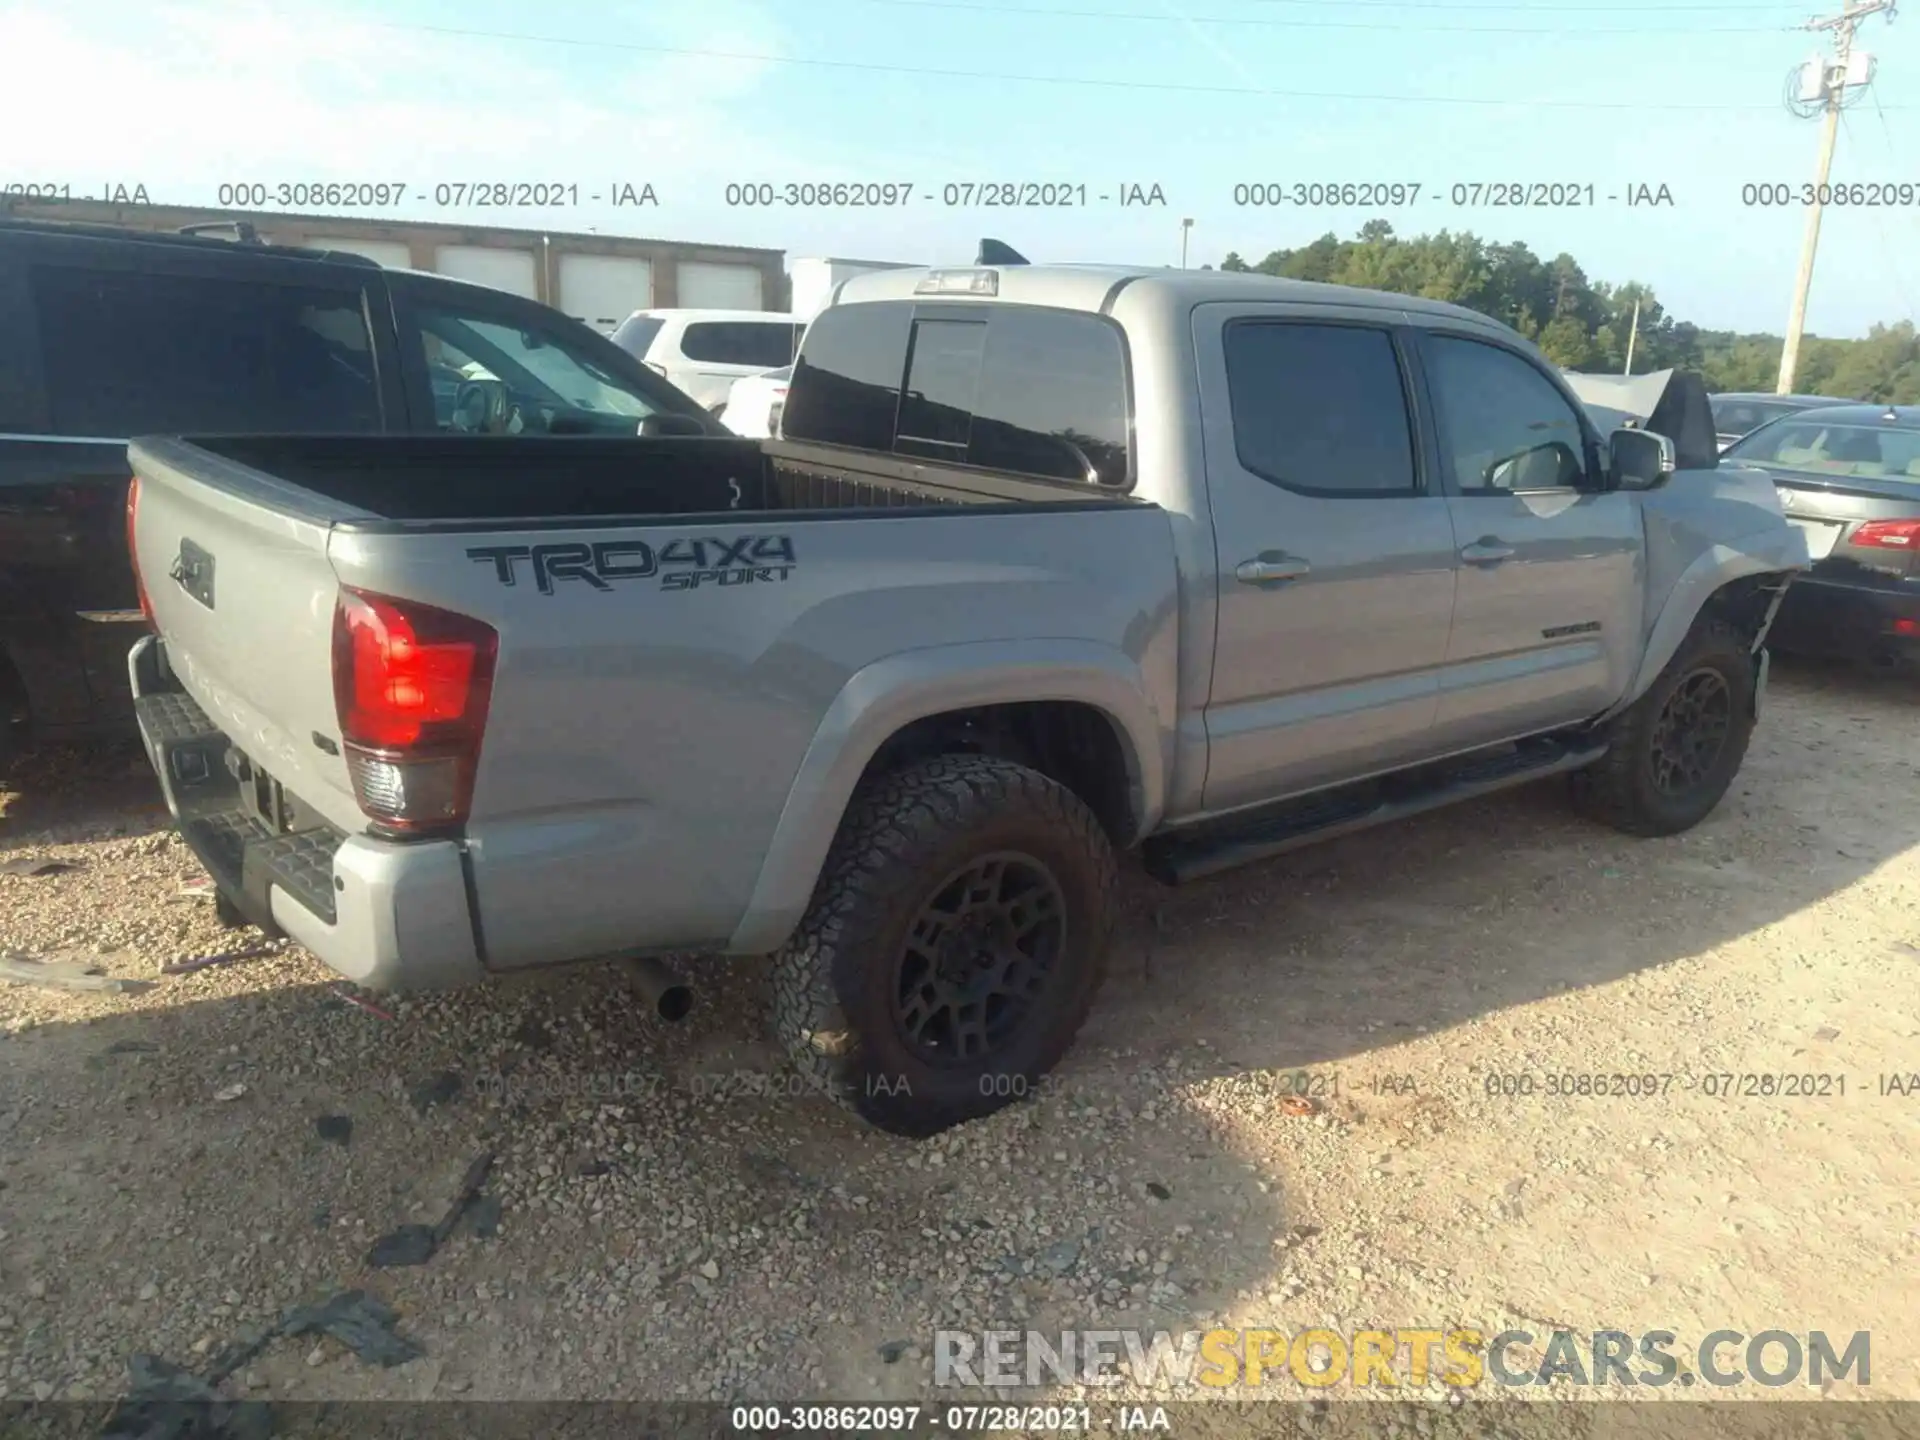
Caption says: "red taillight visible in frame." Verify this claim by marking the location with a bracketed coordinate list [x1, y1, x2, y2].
[331, 588, 497, 832]
[1852, 519, 1920, 549]
[126, 476, 155, 627]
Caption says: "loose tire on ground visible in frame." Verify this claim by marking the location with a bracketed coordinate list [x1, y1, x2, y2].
[769, 754, 1119, 1138]
[1570, 616, 1756, 837]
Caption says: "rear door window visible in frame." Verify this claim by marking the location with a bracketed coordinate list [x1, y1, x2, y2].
[29, 265, 384, 436]
[1223, 321, 1418, 497]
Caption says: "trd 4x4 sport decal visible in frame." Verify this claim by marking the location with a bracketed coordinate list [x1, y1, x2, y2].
[466, 535, 797, 595]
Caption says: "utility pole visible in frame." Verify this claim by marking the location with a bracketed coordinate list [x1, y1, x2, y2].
[1180, 218, 1193, 269]
[1777, 0, 1896, 394]
[1624, 298, 1641, 376]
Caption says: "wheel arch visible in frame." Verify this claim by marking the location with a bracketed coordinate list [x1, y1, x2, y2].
[727, 639, 1168, 954]
[1620, 539, 1802, 711]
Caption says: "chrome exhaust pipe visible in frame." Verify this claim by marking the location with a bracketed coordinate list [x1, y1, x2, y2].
[624, 956, 692, 1022]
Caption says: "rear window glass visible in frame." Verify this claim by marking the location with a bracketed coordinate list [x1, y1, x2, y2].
[783, 300, 1132, 487]
[782, 302, 913, 452]
[1725, 419, 1920, 478]
[897, 319, 986, 456]
[1712, 400, 1797, 438]
[968, 308, 1131, 487]
[30, 265, 382, 436]
[680, 321, 800, 368]
[609, 314, 664, 360]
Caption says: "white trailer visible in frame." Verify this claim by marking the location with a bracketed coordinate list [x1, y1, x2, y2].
[787, 256, 915, 321]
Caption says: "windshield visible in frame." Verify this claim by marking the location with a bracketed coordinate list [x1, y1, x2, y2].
[503, 331, 653, 417]
[1724, 418, 1920, 479]
[418, 311, 663, 432]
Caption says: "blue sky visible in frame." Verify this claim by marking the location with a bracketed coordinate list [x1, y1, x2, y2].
[5, 0, 1919, 336]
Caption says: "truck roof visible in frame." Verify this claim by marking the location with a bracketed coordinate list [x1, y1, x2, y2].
[831, 262, 1507, 330]
[0, 213, 380, 269]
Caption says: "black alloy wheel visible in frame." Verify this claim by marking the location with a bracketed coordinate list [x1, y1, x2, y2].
[891, 851, 1068, 1067]
[1648, 668, 1733, 796]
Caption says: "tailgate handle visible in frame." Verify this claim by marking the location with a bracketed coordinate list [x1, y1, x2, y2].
[172, 538, 217, 610]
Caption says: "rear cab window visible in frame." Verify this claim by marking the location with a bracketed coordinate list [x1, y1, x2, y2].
[783, 299, 1133, 489]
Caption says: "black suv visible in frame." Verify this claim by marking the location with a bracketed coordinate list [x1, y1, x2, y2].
[0, 217, 722, 769]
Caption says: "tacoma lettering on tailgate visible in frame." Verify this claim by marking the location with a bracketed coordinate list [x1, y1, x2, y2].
[466, 536, 797, 595]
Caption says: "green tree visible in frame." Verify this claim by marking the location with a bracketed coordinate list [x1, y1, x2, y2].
[1205, 225, 1920, 402]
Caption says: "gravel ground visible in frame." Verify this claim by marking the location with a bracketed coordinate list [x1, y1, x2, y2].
[1, 659, 1916, 1422]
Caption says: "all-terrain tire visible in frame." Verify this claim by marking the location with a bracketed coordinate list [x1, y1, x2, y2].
[1570, 616, 1756, 837]
[769, 754, 1119, 1138]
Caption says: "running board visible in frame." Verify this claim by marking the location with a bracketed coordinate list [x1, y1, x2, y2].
[1142, 736, 1609, 885]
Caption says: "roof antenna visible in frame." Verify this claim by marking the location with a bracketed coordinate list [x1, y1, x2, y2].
[976, 238, 1028, 266]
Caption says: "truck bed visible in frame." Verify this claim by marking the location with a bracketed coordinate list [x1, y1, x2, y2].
[151, 434, 1140, 528]
[126, 431, 1177, 982]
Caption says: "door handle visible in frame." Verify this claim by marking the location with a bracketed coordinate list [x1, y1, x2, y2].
[1460, 540, 1515, 565]
[1234, 555, 1311, 584]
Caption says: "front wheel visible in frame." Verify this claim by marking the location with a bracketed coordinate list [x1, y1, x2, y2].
[1571, 617, 1756, 837]
[770, 755, 1118, 1137]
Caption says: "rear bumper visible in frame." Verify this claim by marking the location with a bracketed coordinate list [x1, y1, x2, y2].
[1769, 574, 1920, 663]
[129, 635, 486, 991]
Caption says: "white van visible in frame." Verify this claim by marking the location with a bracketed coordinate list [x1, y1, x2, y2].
[608, 309, 804, 412]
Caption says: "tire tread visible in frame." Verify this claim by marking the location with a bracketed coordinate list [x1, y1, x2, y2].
[769, 753, 1117, 1134]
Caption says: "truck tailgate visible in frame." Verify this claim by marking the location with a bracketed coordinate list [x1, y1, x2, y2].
[129, 437, 364, 834]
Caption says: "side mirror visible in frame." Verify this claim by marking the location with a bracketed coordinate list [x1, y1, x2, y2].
[1609, 426, 1676, 490]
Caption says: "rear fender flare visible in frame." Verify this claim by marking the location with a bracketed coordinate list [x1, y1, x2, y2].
[1618, 529, 1805, 710]
[726, 638, 1168, 955]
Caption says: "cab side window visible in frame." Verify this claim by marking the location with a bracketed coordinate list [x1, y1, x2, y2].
[1223, 321, 1419, 497]
[30, 265, 382, 436]
[1425, 335, 1589, 494]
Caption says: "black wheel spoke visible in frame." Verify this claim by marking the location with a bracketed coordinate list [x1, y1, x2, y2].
[891, 850, 1068, 1069]
[1649, 667, 1733, 796]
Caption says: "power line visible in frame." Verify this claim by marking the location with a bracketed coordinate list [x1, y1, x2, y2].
[1240, 0, 1811, 10]
[819, 0, 1797, 34]
[1839, 108, 1920, 326]
[380, 20, 1918, 110]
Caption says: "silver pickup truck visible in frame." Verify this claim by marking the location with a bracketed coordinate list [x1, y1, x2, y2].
[126, 261, 1808, 1136]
